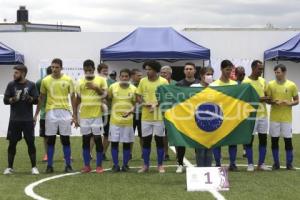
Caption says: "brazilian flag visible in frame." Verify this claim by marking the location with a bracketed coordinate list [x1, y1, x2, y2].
[157, 84, 259, 148]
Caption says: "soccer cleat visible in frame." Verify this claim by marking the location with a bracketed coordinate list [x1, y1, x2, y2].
[286, 164, 296, 170]
[111, 165, 120, 172]
[272, 164, 280, 170]
[31, 167, 40, 175]
[81, 166, 92, 173]
[96, 166, 104, 174]
[158, 165, 165, 173]
[228, 164, 238, 171]
[257, 164, 272, 171]
[64, 165, 73, 173]
[176, 165, 184, 173]
[45, 166, 54, 173]
[137, 165, 149, 173]
[247, 164, 255, 172]
[42, 154, 48, 162]
[164, 154, 170, 161]
[3, 168, 14, 175]
[121, 165, 130, 172]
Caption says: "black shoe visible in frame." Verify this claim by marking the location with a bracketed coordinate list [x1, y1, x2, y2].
[272, 163, 280, 170]
[228, 164, 238, 171]
[112, 165, 120, 172]
[103, 154, 108, 161]
[164, 154, 170, 161]
[129, 154, 132, 160]
[64, 165, 73, 173]
[45, 166, 54, 173]
[242, 153, 247, 158]
[215, 164, 221, 167]
[286, 164, 296, 170]
[121, 165, 130, 172]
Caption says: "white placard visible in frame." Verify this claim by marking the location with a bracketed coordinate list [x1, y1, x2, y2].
[186, 167, 229, 192]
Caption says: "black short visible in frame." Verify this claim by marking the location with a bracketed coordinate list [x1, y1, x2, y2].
[102, 115, 110, 137]
[39, 119, 46, 137]
[133, 113, 142, 137]
[7, 120, 35, 142]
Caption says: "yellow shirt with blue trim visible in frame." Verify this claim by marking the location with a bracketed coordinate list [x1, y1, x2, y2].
[109, 82, 136, 126]
[136, 76, 169, 121]
[266, 80, 298, 123]
[77, 76, 107, 119]
[41, 74, 74, 112]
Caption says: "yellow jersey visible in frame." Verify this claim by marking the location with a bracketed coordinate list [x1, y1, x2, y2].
[41, 74, 74, 112]
[109, 82, 136, 126]
[211, 79, 237, 86]
[77, 76, 107, 119]
[136, 76, 168, 121]
[243, 77, 268, 118]
[267, 80, 298, 123]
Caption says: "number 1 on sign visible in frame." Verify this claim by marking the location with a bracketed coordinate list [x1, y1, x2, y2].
[204, 172, 213, 184]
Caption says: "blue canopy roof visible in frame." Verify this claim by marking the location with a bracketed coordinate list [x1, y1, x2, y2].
[264, 33, 300, 62]
[0, 42, 24, 65]
[100, 27, 210, 62]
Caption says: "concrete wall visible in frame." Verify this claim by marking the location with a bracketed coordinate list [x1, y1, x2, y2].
[0, 30, 299, 135]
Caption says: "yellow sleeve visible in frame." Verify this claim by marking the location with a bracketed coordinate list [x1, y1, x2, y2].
[266, 83, 272, 97]
[108, 84, 113, 99]
[136, 80, 143, 95]
[69, 78, 75, 94]
[292, 83, 298, 97]
[40, 79, 47, 95]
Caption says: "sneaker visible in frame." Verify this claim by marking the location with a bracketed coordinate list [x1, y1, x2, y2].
[31, 167, 40, 175]
[111, 165, 120, 172]
[247, 164, 255, 172]
[228, 164, 238, 171]
[286, 164, 296, 170]
[96, 166, 104, 174]
[3, 168, 13, 175]
[164, 154, 170, 161]
[158, 165, 165, 173]
[137, 165, 149, 173]
[272, 163, 280, 170]
[176, 165, 184, 173]
[45, 166, 54, 173]
[257, 164, 272, 171]
[42, 154, 48, 162]
[81, 166, 92, 173]
[64, 165, 73, 173]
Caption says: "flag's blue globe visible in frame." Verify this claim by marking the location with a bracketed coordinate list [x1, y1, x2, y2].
[194, 103, 223, 132]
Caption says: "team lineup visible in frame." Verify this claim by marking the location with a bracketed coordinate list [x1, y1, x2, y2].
[2, 58, 299, 175]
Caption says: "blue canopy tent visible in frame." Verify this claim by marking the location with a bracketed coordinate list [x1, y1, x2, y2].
[100, 27, 210, 62]
[264, 33, 300, 62]
[0, 42, 24, 65]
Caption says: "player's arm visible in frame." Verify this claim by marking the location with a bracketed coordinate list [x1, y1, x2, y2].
[3, 83, 16, 105]
[288, 95, 299, 106]
[86, 82, 107, 96]
[34, 92, 46, 123]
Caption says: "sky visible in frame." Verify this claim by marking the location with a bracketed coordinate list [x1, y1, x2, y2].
[0, 0, 300, 32]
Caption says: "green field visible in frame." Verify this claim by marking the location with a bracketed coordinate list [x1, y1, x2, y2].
[0, 135, 299, 200]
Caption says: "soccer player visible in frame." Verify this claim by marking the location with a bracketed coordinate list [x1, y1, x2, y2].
[108, 68, 136, 172]
[243, 60, 271, 171]
[131, 69, 143, 157]
[36, 66, 52, 162]
[76, 60, 107, 173]
[191, 66, 214, 167]
[211, 60, 238, 171]
[137, 60, 168, 173]
[97, 63, 116, 160]
[175, 62, 200, 173]
[3, 65, 39, 175]
[34, 58, 76, 173]
[267, 64, 299, 170]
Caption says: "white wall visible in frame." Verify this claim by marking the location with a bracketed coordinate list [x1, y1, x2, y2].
[0, 30, 300, 135]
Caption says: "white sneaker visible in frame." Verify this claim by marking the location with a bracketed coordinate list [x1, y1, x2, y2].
[247, 164, 254, 172]
[257, 164, 272, 171]
[176, 165, 184, 173]
[31, 167, 40, 175]
[3, 168, 14, 175]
